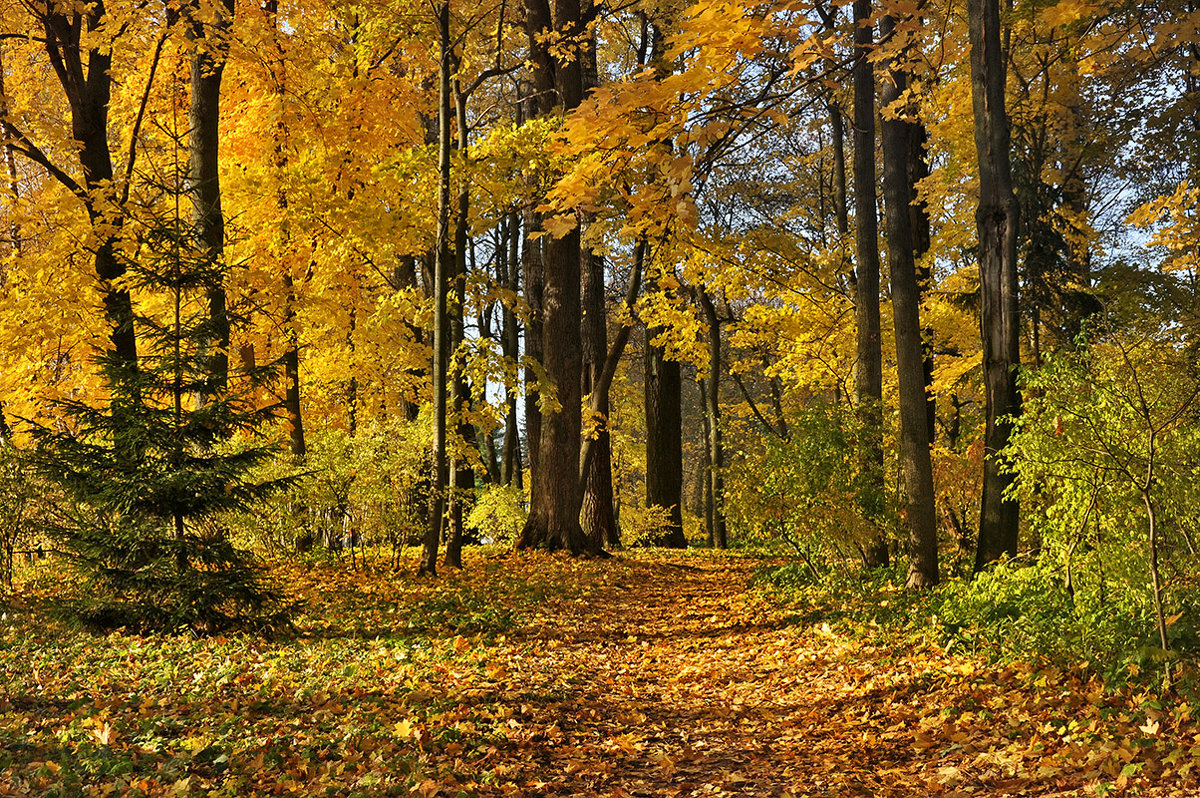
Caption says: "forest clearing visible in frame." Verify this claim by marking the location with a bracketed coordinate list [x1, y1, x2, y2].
[3, 550, 1197, 797]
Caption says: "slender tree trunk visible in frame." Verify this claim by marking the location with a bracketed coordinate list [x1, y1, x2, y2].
[445, 80, 475, 570]
[852, 0, 888, 567]
[1143, 483, 1169, 653]
[395, 256, 424, 423]
[187, 0, 233, 400]
[264, 1, 305, 457]
[517, 0, 594, 553]
[880, 12, 938, 589]
[0, 45, 20, 262]
[501, 211, 523, 488]
[970, 0, 1022, 570]
[698, 289, 728, 549]
[698, 378, 714, 547]
[581, 245, 619, 547]
[420, 0, 452, 576]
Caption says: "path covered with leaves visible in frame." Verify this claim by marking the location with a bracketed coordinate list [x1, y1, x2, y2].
[1, 551, 1195, 796]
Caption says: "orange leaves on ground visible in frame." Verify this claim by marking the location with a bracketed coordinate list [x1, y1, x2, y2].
[2, 550, 1197, 796]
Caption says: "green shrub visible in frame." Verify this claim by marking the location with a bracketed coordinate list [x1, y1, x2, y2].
[466, 484, 527, 545]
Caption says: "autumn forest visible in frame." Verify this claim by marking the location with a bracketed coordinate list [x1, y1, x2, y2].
[1, 0, 1199, 794]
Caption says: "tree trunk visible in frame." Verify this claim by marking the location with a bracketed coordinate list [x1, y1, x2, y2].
[420, 0, 453, 576]
[852, 0, 888, 568]
[969, 0, 1022, 570]
[0, 45, 20, 260]
[32, 8, 139, 401]
[188, 0, 233, 400]
[698, 378, 714, 547]
[501, 211, 523, 488]
[517, 0, 594, 553]
[445, 79, 475, 570]
[880, 12, 938, 589]
[581, 246, 619, 548]
[645, 332, 686, 548]
[578, 9, 618, 549]
[908, 112, 936, 445]
[698, 289, 728, 549]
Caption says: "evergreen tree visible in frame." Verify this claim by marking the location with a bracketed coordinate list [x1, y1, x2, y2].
[29, 174, 295, 634]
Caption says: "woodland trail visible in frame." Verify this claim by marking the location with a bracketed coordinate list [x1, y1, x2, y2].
[471, 554, 1188, 797]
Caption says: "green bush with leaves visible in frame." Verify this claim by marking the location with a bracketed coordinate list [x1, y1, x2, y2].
[230, 416, 432, 558]
[726, 401, 887, 562]
[1006, 320, 1200, 667]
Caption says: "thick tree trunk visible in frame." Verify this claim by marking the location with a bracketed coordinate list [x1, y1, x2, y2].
[517, 0, 594, 553]
[852, 0, 888, 568]
[969, 0, 1021, 570]
[880, 13, 938, 589]
[645, 324, 687, 548]
[33, 9, 139, 389]
[188, 0, 233, 400]
[908, 116, 936, 444]
[698, 289, 728, 549]
[579, 10, 618, 549]
[420, 0, 453, 576]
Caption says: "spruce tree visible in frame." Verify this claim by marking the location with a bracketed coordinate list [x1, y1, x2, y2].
[29, 170, 294, 634]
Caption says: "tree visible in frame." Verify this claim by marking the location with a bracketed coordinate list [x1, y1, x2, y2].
[851, 0, 888, 567]
[187, 0, 235, 400]
[879, 10, 938, 588]
[969, 0, 1022, 570]
[420, 0, 453, 577]
[516, 0, 595, 554]
[29, 167, 292, 633]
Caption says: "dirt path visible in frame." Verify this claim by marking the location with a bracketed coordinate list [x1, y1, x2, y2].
[467, 555, 1184, 797]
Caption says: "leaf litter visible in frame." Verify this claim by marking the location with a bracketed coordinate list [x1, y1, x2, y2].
[0, 550, 1196, 796]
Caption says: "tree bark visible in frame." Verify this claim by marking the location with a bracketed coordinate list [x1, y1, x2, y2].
[516, 0, 595, 553]
[645, 317, 687, 548]
[445, 79, 476, 570]
[698, 289, 728, 549]
[969, 0, 1022, 570]
[29, 8, 139, 389]
[188, 0, 234, 400]
[880, 12, 938, 589]
[578, 2, 618, 550]
[581, 245, 619, 548]
[852, 0, 888, 568]
[501, 211, 523, 488]
[420, 0, 453, 576]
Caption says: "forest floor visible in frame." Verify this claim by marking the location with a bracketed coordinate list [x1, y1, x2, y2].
[0, 549, 1196, 797]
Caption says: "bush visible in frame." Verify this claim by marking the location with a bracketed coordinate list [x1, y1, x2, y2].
[1007, 321, 1200, 665]
[466, 483, 527, 545]
[230, 416, 432, 558]
[725, 401, 888, 561]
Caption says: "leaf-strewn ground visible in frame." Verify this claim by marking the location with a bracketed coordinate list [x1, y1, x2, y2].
[1, 550, 1196, 796]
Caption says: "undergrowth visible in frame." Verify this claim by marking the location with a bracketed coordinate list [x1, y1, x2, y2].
[755, 558, 1198, 691]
